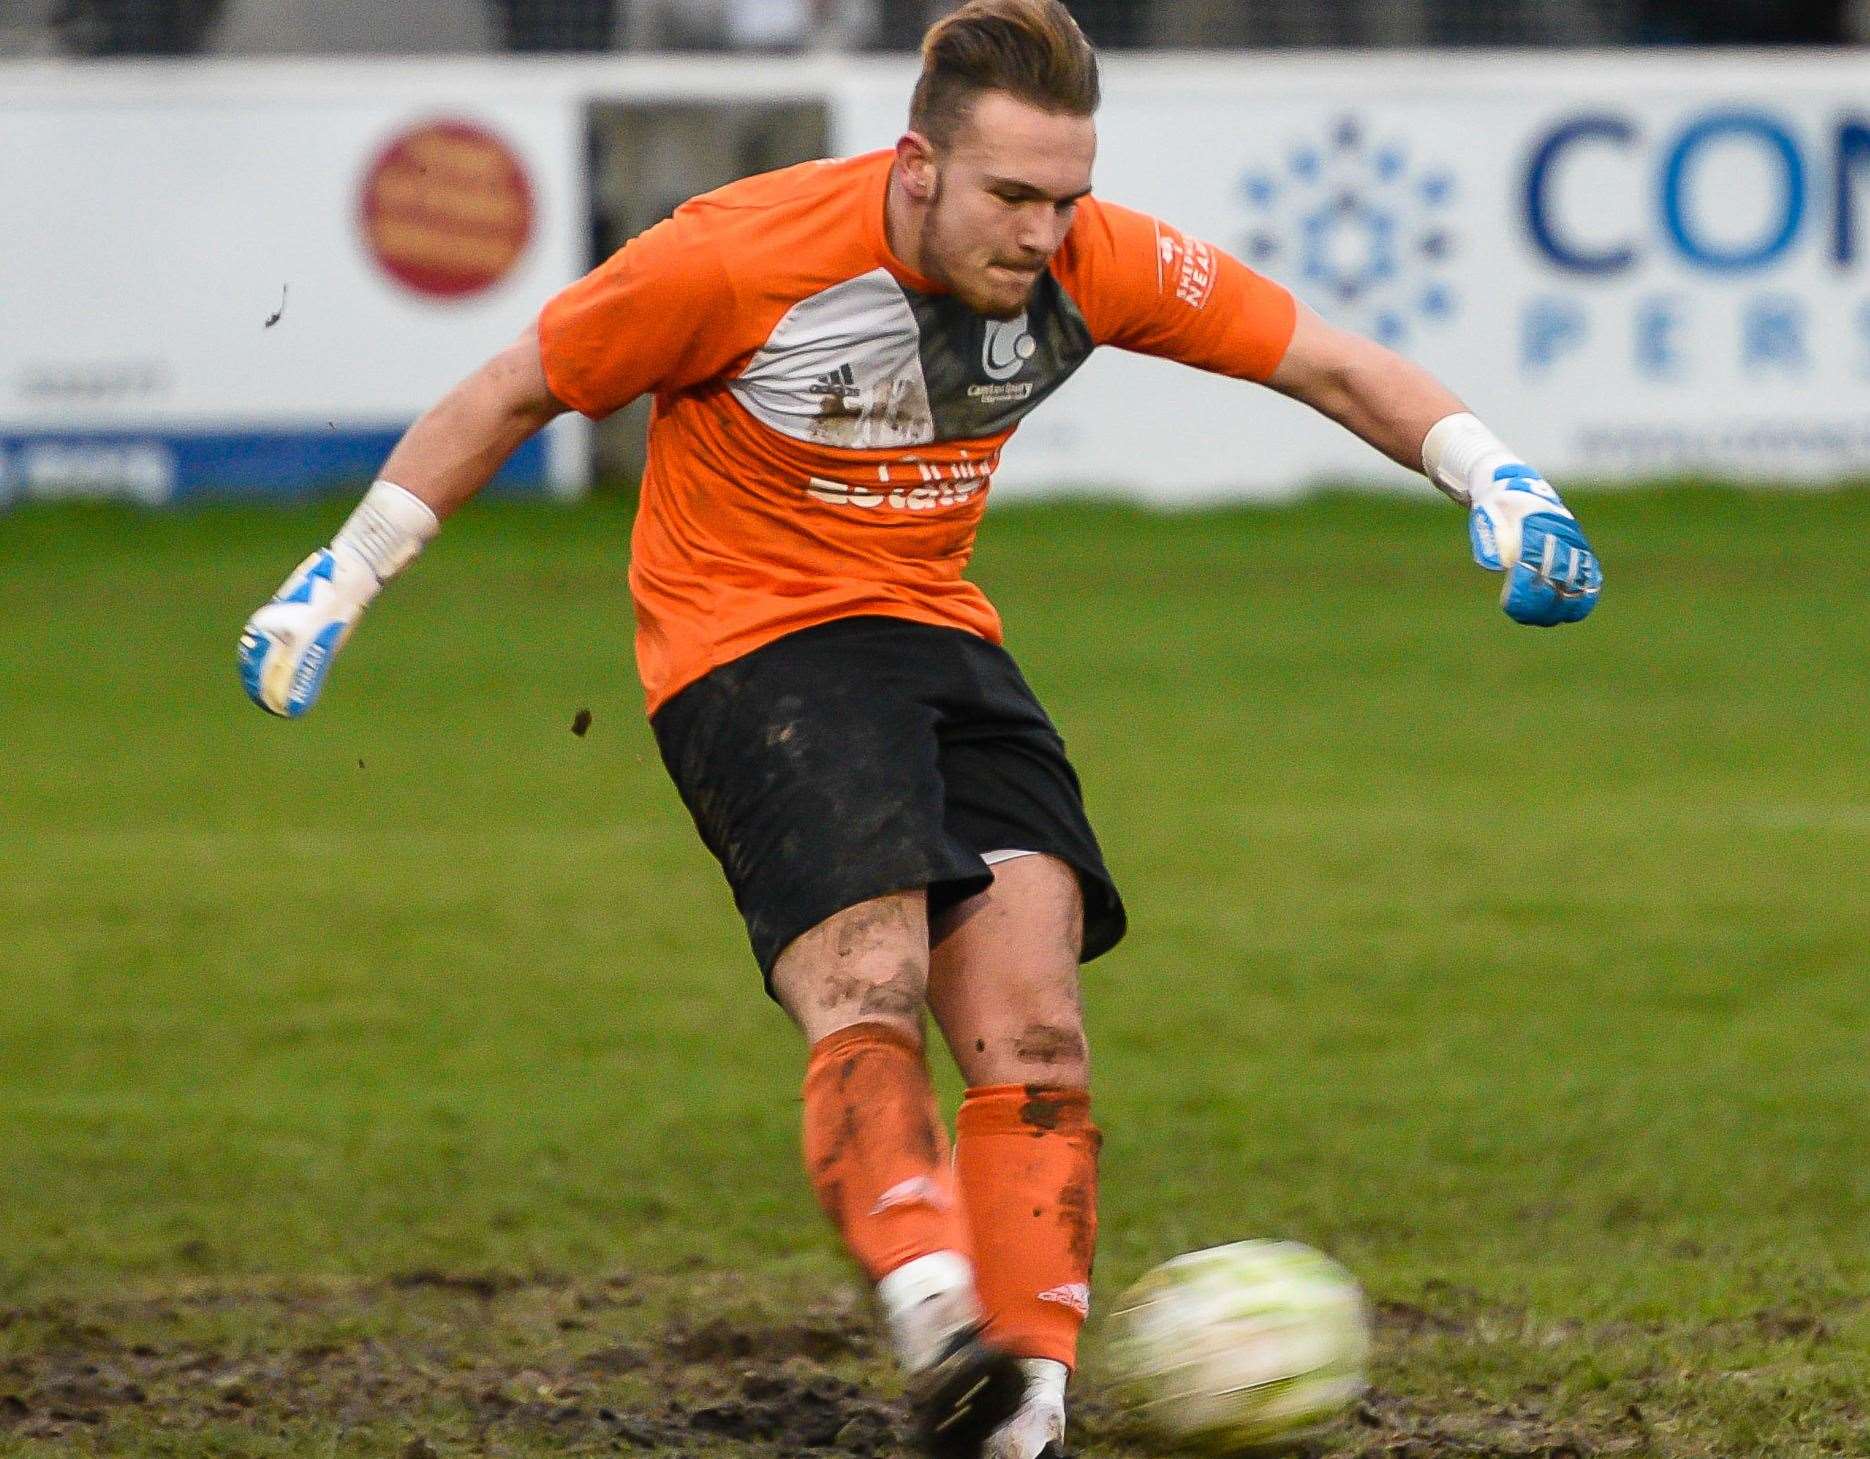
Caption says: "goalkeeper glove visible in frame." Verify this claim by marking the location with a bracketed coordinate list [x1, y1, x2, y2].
[1422, 413, 1602, 627]
[238, 480, 438, 717]
[1467, 464, 1602, 626]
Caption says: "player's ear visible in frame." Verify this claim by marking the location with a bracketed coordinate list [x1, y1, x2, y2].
[895, 131, 937, 202]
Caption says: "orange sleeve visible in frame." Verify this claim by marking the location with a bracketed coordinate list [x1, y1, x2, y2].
[537, 205, 741, 419]
[1061, 197, 1297, 382]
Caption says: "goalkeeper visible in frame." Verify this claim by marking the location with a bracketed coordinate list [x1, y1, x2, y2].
[239, 2, 1600, 1456]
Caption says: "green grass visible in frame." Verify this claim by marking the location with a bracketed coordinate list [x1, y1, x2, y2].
[1, 489, 1866, 1456]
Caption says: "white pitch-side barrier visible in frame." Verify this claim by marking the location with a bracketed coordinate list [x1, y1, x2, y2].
[3, 51, 1867, 504]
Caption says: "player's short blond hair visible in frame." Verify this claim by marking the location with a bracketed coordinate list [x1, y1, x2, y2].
[910, 0, 1101, 149]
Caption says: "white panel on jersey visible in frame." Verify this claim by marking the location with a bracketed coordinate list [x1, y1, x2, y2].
[729, 268, 936, 450]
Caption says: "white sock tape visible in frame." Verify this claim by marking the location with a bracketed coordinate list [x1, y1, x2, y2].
[332, 479, 440, 583]
[1420, 412, 1519, 506]
[1019, 1357, 1069, 1404]
[878, 1249, 979, 1374]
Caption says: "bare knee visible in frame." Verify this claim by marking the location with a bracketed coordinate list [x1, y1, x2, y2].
[778, 957, 927, 1046]
[816, 956, 924, 1026]
[771, 892, 930, 1046]
[1013, 1020, 1088, 1071]
[967, 1012, 1090, 1088]
[952, 975, 1091, 1087]
[928, 855, 1091, 1087]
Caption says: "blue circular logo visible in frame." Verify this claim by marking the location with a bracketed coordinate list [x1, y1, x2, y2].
[1238, 115, 1459, 347]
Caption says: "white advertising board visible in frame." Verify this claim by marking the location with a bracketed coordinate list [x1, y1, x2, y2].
[4, 53, 1867, 505]
[835, 52, 1870, 499]
[0, 61, 591, 502]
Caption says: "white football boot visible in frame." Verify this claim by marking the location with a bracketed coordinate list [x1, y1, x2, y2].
[983, 1358, 1069, 1459]
[879, 1251, 1026, 1458]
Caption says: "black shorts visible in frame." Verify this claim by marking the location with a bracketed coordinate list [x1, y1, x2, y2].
[651, 616, 1126, 985]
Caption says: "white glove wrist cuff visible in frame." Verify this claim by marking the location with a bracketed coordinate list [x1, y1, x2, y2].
[1421, 412, 1519, 507]
[332, 480, 440, 584]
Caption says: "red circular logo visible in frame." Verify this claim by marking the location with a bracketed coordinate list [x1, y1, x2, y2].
[359, 119, 534, 300]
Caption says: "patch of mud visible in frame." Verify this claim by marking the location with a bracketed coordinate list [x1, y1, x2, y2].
[684, 1371, 895, 1454]
[466, 1366, 900, 1454]
[665, 1315, 875, 1365]
[0, 1275, 1845, 1455]
[1373, 1298, 1472, 1338]
[0, 1273, 899, 1454]
[1746, 1310, 1829, 1341]
[1068, 1380, 1643, 1459]
[1373, 1286, 1584, 1349]
[1710, 1302, 1863, 1345]
[1332, 1388, 1645, 1458]
[386, 1268, 544, 1300]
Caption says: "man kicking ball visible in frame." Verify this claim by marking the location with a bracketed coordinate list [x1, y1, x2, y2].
[238, 2, 1601, 1454]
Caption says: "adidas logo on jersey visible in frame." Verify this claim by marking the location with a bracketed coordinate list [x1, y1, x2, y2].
[811, 362, 862, 420]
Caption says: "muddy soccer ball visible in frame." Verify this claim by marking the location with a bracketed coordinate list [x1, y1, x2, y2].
[1105, 1239, 1372, 1454]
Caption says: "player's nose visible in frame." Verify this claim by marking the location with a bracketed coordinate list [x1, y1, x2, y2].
[1013, 204, 1061, 258]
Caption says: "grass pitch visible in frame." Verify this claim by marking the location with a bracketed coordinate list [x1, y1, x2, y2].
[1, 489, 1865, 1457]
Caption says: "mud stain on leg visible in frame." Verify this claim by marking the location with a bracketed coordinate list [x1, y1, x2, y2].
[857, 959, 924, 1022]
[1012, 1022, 1086, 1068]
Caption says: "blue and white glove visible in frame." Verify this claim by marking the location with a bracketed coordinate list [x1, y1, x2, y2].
[238, 481, 438, 717]
[238, 546, 379, 717]
[1422, 413, 1602, 627]
[1467, 464, 1602, 626]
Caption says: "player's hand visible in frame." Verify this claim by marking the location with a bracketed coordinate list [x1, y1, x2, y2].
[237, 545, 379, 717]
[1467, 465, 1602, 626]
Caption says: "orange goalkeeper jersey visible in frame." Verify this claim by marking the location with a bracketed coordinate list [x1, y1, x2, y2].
[538, 150, 1296, 715]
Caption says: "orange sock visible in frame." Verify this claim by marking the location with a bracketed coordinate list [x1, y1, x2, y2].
[801, 1022, 971, 1282]
[955, 1084, 1100, 1370]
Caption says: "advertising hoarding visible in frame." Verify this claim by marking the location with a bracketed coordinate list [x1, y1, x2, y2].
[835, 53, 1870, 499]
[4, 52, 1866, 505]
[0, 63, 589, 504]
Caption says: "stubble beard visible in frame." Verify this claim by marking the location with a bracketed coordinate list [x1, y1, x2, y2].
[973, 292, 1030, 321]
[922, 214, 1038, 320]
[946, 259, 1039, 320]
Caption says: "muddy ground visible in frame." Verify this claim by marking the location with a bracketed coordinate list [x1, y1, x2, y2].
[0, 1272, 1683, 1457]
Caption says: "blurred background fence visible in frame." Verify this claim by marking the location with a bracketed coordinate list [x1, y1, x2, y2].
[3, 0, 1866, 56]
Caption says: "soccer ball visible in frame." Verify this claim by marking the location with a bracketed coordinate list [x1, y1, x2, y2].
[1104, 1239, 1372, 1454]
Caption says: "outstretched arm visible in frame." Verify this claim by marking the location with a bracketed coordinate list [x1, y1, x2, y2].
[238, 326, 568, 717]
[379, 324, 567, 520]
[1265, 304, 1466, 475]
[1266, 303, 1602, 627]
